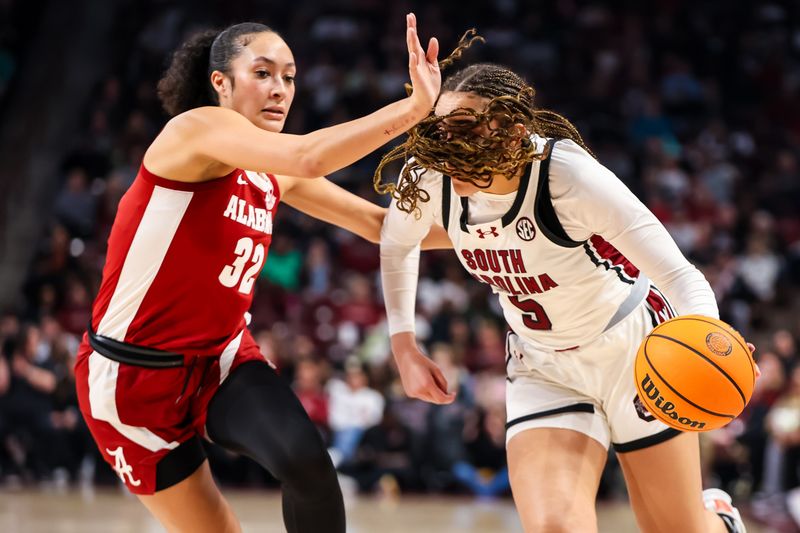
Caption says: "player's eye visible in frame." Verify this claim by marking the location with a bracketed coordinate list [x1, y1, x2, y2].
[255, 70, 270, 78]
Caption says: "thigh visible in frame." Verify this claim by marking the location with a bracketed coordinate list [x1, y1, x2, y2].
[138, 460, 241, 533]
[505, 345, 611, 450]
[205, 360, 330, 482]
[617, 432, 726, 533]
[507, 428, 607, 533]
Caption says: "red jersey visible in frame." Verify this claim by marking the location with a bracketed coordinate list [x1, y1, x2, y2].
[89, 164, 280, 356]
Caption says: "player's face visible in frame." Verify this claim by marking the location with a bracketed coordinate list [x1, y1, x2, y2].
[434, 92, 502, 197]
[227, 32, 296, 132]
[434, 91, 494, 137]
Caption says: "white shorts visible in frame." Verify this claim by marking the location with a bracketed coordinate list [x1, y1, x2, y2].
[505, 287, 681, 453]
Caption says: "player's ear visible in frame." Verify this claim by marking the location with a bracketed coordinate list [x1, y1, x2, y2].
[210, 70, 231, 101]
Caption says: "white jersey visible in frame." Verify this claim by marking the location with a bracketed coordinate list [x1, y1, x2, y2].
[439, 138, 646, 349]
[380, 135, 718, 350]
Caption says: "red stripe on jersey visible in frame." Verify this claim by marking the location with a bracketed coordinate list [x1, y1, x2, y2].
[645, 288, 674, 324]
[589, 235, 640, 279]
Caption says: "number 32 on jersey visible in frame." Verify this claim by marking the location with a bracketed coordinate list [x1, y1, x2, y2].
[218, 237, 265, 294]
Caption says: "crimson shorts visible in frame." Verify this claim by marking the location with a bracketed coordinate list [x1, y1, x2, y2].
[75, 328, 267, 494]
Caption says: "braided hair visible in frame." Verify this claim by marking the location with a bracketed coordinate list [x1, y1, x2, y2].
[374, 33, 591, 216]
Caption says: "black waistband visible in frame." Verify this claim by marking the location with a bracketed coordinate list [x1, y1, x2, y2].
[88, 328, 185, 368]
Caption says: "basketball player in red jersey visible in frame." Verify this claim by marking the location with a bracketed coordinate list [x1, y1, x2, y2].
[377, 62, 758, 533]
[74, 14, 446, 533]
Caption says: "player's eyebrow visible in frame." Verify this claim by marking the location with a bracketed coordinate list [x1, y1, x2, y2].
[252, 56, 295, 69]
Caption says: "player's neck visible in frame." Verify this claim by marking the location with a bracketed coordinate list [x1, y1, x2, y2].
[483, 166, 524, 195]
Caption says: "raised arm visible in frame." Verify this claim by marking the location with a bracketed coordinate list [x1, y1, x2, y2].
[152, 14, 440, 181]
[281, 174, 453, 248]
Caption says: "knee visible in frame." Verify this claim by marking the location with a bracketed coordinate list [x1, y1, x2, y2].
[272, 436, 338, 495]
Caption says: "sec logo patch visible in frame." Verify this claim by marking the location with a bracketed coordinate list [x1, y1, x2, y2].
[516, 217, 536, 241]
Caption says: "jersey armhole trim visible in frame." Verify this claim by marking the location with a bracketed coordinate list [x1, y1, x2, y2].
[139, 163, 238, 192]
[501, 160, 534, 227]
[534, 139, 586, 248]
[442, 175, 451, 232]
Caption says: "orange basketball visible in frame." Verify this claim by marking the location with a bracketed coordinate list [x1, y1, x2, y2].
[633, 315, 755, 432]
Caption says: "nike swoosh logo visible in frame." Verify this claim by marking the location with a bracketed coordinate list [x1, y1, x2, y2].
[237, 176, 248, 185]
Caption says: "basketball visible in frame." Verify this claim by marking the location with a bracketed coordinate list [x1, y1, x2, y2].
[634, 315, 755, 432]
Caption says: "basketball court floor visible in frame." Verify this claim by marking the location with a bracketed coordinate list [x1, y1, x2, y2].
[0, 487, 775, 532]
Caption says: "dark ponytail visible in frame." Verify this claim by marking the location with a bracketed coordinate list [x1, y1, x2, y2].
[157, 22, 274, 117]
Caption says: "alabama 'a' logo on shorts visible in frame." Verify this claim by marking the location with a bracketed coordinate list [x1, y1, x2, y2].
[106, 446, 141, 487]
[633, 394, 656, 422]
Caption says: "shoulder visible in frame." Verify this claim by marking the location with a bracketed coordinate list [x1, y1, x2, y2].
[144, 106, 240, 181]
[402, 158, 444, 188]
[164, 106, 245, 137]
[547, 139, 617, 197]
[549, 139, 602, 180]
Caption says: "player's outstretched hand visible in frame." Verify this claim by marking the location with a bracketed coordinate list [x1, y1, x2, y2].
[405, 12, 440, 112]
[393, 344, 455, 405]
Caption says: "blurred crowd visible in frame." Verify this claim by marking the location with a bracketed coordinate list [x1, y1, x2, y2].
[2, 0, 800, 527]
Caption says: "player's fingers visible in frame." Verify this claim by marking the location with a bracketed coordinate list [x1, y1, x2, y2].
[430, 366, 449, 392]
[427, 387, 452, 405]
[746, 342, 756, 354]
[408, 51, 417, 70]
[406, 16, 424, 64]
[754, 363, 761, 379]
[430, 383, 456, 404]
[426, 37, 439, 67]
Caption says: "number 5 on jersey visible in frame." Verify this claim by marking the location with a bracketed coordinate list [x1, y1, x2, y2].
[219, 237, 265, 294]
[508, 295, 552, 331]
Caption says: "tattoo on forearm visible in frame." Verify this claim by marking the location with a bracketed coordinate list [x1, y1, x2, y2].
[384, 116, 415, 136]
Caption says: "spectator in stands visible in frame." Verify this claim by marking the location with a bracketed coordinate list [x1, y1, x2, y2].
[327, 356, 385, 466]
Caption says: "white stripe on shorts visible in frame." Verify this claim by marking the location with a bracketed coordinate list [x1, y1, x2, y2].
[88, 351, 179, 452]
[219, 330, 244, 385]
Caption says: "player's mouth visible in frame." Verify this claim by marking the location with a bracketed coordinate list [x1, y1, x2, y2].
[261, 106, 285, 120]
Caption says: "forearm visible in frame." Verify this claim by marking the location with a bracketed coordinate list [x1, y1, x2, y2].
[381, 239, 421, 335]
[180, 99, 430, 178]
[283, 176, 388, 243]
[301, 98, 429, 177]
[609, 220, 719, 318]
[380, 163, 440, 334]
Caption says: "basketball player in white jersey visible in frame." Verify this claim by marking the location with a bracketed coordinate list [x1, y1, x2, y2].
[376, 62, 756, 533]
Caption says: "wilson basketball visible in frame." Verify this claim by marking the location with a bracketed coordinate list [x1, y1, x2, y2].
[633, 315, 755, 431]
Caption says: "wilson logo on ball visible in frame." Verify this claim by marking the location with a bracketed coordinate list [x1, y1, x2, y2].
[705, 332, 733, 357]
[640, 374, 707, 430]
